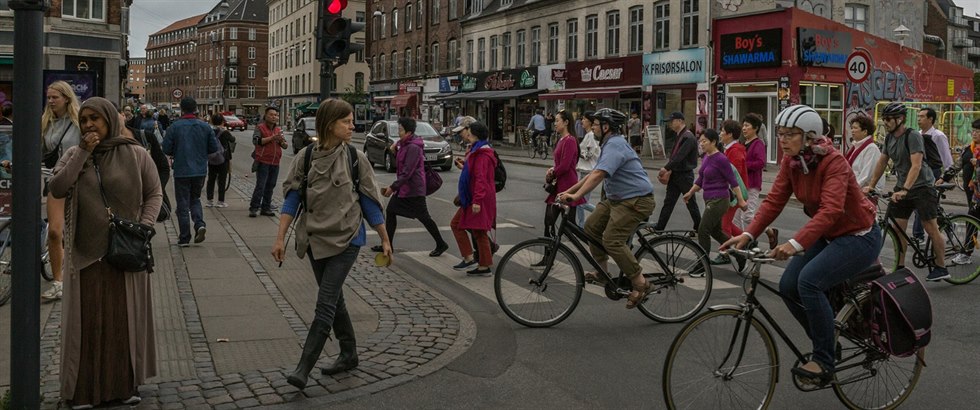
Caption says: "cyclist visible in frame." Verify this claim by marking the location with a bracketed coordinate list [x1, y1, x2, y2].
[558, 108, 656, 309]
[721, 104, 880, 386]
[528, 107, 547, 152]
[864, 102, 949, 281]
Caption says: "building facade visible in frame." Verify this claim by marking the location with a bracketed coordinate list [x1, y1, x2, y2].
[927, 0, 972, 68]
[126, 57, 146, 103]
[0, 0, 133, 103]
[196, 0, 270, 117]
[146, 14, 204, 110]
[268, 0, 369, 130]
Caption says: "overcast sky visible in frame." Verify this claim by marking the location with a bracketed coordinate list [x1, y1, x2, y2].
[129, 0, 980, 57]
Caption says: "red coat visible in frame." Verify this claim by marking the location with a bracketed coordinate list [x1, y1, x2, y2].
[725, 141, 749, 186]
[546, 135, 585, 206]
[459, 146, 498, 231]
[747, 151, 876, 249]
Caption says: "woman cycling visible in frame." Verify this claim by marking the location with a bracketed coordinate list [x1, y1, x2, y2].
[41, 81, 81, 300]
[721, 105, 880, 385]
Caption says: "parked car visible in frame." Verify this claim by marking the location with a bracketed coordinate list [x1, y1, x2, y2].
[363, 120, 453, 172]
[224, 114, 247, 131]
[292, 117, 318, 154]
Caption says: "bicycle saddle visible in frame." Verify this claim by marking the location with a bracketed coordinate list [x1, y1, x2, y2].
[935, 183, 957, 192]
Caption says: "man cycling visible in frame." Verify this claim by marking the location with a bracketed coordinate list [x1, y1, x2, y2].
[559, 108, 656, 309]
[527, 107, 547, 151]
[864, 102, 949, 281]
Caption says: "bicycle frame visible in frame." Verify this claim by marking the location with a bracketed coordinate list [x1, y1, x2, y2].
[875, 186, 970, 270]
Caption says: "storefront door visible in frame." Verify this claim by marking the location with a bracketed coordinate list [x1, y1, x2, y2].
[727, 92, 778, 164]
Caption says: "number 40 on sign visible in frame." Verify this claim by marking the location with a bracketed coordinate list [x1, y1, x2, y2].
[846, 50, 872, 84]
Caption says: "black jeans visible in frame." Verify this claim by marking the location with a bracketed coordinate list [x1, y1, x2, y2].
[250, 163, 279, 212]
[206, 162, 230, 202]
[307, 246, 359, 343]
[655, 170, 701, 231]
[174, 176, 205, 243]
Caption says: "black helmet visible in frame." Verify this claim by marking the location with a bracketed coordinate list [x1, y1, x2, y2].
[881, 102, 907, 118]
[593, 108, 627, 128]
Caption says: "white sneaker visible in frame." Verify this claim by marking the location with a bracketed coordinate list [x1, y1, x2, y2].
[41, 281, 62, 300]
[122, 395, 141, 404]
[951, 253, 973, 265]
[205, 200, 214, 207]
[215, 201, 228, 208]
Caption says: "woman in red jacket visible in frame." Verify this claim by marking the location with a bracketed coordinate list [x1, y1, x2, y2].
[543, 111, 585, 237]
[450, 120, 498, 276]
[720, 120, 747, 240]
[722, 105, 880, 386]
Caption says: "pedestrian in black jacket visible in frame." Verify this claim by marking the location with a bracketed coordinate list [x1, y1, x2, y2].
[655, 111, 701, 232]
[206, 113, 236, 207]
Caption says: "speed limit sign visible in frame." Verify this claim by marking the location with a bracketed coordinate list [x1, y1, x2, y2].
[172, 88, 184, 99]
[845, 50, 872, 84]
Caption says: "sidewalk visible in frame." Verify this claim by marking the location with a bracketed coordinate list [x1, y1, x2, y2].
[11, 172, 475, 409]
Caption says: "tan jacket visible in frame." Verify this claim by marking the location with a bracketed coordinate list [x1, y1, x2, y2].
[282, 143, 384, 259]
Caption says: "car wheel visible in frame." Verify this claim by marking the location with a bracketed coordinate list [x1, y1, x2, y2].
[384, 152, 395, 172]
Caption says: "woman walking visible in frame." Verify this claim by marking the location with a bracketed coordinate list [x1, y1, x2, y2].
[449, 121, 498, 276]
[743, 113, 778, 248]
[48, 97, 161, 408]
[683, 129, 746, 270]
[272, 99, 390, 389]
[720, 120, 747, 237]
[544, 111, 585, 237]
[846, 115, 885, 192]
[40, 81, 81, 300]
[206, 113, 236, 208]
[575, 111, 600, 226]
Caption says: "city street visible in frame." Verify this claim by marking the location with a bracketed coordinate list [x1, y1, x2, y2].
[5, 129, 978, 409]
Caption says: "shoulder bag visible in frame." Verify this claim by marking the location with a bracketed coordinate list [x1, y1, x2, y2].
[94, 159, 156, 272]
[42, 125, 72, 169]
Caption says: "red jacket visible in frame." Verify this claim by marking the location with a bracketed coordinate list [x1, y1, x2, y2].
[459, 146, 498, 231]
[546, 135, 585, 206]
[253, 123, 284, 166]
[725, 141, 749, 186]
[746, 151, 876, 249]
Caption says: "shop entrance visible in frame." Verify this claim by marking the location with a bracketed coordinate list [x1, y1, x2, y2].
[727, 86, 778, 164]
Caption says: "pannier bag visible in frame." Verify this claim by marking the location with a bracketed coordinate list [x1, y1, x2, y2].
[869, 268, 933, 357]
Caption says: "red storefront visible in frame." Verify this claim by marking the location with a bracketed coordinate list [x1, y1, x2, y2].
[714, 8, 974, 164]
[541, 55, 644, 117]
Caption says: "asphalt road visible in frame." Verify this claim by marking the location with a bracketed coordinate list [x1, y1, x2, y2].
[229, 130, 980, 409]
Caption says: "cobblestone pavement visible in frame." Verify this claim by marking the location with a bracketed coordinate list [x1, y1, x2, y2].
[27, 174, 475, 409]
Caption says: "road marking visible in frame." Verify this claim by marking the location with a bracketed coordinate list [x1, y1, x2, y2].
[400, 251, 501, 303]
[366, 222, 522, 236]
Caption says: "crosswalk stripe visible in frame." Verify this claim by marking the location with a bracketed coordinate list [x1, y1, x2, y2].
[400, 251, 501, 302]
[494, 244, 608, 299]
[366, 222, 523, 236]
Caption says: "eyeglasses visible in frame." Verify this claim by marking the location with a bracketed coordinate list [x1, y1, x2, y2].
[882, 116, 901, 122]
[777, 131, 803, 140]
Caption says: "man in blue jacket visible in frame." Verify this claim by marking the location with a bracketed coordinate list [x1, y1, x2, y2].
[163, 97, 220, 246]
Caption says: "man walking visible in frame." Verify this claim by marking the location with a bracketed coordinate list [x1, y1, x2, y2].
[527, 107, 546, 150]
[654, 111, 701, 232]
[162, 97, 220, 246]
[628, 112, 643, 154]
[912, 107, 952, 241]
[250, 106, 288, 217]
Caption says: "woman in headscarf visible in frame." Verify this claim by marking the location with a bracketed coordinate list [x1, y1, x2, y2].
[48, 97, 161, 408]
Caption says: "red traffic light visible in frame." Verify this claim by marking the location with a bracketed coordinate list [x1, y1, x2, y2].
[326, 0, 348, 14]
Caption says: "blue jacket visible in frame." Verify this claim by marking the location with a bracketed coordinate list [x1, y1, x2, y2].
[162, 116, 219, 178]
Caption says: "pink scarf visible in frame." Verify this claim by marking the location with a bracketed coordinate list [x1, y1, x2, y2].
[787, 136, 836, 174]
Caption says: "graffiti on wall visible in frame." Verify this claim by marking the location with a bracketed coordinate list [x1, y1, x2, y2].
[717, 0, 744, 12]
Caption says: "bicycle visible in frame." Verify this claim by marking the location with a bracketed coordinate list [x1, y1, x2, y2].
[530, 132, 550, 160]
[493, 201, 712, 327]
[662, 248, 923, 409]
[518, 128, 535, 158]
[873, 184, 980, 285]
[0, 167, 55, 306]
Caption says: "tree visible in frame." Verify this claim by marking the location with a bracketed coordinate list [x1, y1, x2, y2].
[340, 83, 367, 106]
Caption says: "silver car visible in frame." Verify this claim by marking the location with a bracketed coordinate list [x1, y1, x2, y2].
[363, 120, 453, 172]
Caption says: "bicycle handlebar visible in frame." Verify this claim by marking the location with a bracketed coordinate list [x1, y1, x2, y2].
[722, 247, 777, 264]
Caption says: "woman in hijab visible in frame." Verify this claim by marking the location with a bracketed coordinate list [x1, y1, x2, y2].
[48, 97, 162, 408]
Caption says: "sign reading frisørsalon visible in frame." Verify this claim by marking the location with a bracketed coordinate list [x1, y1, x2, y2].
[719, 28, 782, 69]
[642, 48, 707, 86]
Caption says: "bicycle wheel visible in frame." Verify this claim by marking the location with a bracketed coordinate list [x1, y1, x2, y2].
[0, 240, 11, 306]
[524, 137, 535, 158]
[942, 214, 980, 284]
[494, 239, 583, 328]
[878, 224, 902, 273]
[635, 235, 712, 323]
[833, 294, 923, 409]
[662, 308, 778, 409]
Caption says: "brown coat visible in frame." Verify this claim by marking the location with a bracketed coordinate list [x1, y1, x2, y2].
[49, 142, 162, 399]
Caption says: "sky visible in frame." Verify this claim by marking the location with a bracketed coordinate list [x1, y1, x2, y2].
[129, 0, 980, 57]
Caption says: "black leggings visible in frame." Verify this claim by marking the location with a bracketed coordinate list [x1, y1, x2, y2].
[385, 196, 446, 247]
[206, 162, 229, 202]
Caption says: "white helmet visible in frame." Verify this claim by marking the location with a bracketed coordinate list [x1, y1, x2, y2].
[775, 105, 823, 139]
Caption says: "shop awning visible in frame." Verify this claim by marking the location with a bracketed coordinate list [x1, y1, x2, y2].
[431, 92, 459, 99]
[390, 94, 417, 108]
[305, 102, 320, 111]
[373, 95, 396, 102]
[486, 89, 545, 99]
[292, 102, 311, 111]
[454, 91, 497, 100]
[539, 86, 638, 100]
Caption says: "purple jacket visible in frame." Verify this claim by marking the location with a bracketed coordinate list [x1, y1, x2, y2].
[391, 134, 426, 198]
[695, 152, 738, 200]
[745, 138, 766, 189]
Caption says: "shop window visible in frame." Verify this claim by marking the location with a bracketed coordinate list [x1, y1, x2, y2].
[516, 30, 526, 67]
[800, 83, 844, 139]
[654, 2, 669, 50]
[586, 15, 598, 59]
[566, 19, 579, 60]
[844, 4, 868, 32]
[502, 32, 512, 68]
[681, 0, 698, 47]
[629, 6, 643, 54]
[606, 11, 620, 57]
[548, 23, 559, 64]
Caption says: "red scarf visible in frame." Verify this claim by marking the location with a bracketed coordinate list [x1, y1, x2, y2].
[845, 137, 875, 166]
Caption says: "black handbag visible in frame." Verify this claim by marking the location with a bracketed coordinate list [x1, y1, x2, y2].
[42, 126, 72, 169]
[94, 161, 156, 272]
[543, 180, 557, 195]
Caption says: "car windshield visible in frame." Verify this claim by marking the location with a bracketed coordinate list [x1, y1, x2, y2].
[224, 116, 239, 122]
[301, 118, 316, 130]
[384, 121, 444, 142]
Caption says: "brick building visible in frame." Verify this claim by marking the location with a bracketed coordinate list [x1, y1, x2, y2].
[145, 14, 205, 110]
[196, 0, 270, 117]
[126, 56, 146, 103]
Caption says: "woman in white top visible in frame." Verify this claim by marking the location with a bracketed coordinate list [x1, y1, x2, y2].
[576, 111, 601, 226]
[846, 115, 885, 192]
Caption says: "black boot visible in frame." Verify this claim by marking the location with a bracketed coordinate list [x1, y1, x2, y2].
[322, 303, 358, 375]
[287, 320, 331, 389]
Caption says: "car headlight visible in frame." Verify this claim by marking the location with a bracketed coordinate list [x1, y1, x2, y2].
[439, 145, 451, 154]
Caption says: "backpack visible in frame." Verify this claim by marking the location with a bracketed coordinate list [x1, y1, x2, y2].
[492, 150, 507, 192]
[301, 144, 358, 212]
[208, 128, 226, 166]
[903, 129, 944, 171]
[869, 268, 933, 357]
[424, 163, 442, 195]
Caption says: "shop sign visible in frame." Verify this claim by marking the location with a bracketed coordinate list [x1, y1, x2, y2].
[484, 72, 516, 90]
[551, 69, 567, 81]
[439, 77, 460, 93]
[642, 48, 706, 86]
[565, 55, 642, 88]
[369, 82, 399, 93]
[465, 67, 540, 92]
[798, 28, 851, 68]
[519, 70, 536, 88]
[460, 76, 478, 92]
[720, 28, 782, 69]
[399, 82, 422, 93]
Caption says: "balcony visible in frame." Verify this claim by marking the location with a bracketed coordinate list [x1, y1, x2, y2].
[952, 37, 973, 48]
[228, 56, 239, 65]
[968, 47, 980, 57]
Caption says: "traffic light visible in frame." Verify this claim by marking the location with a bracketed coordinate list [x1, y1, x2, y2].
[318, 0, 364, 65]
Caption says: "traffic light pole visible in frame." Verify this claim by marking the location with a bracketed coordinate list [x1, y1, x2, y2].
[319, 59, 334, 101]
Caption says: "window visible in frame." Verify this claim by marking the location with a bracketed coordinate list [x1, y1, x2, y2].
[467, 40, 474, 72]
[416, 45, 422, 74]
[547, 23, 559, 63]
[431, 42, 440, 72]
[392, 8, 399, 35]
[606, 11, 620, 56]
[585, 15, 598, 59]
[406, 3, 413, 32]
[449, 0, 458, 19]
[418, 0, 424, 28]
[478, 37, 486, 71]
[249, 28, 256, 40]
[654, 2, 669, 50]
[355, 72, 365, 91]
[490, 35, 498, 69]
[356, 11, 365, 23]
[448, 38, 459, 70]
[566, 19, 578, 60]
[629, 6, 643, 53]
[502, 32, 512, 68]
[381, 12, 387, 38]
[63, 0, 105, 20]
[229, 86, 237, 99]
[229, 27, 238, 40]
[800, 83, 844, 139]
[432, 0, 440, 25]
[229, 46, 238, 59]
[229, 67, 238, 80]
[530, 27, 541, 65]
[248, 47, 256, 60]
[844, 4, 868, 32]
[406, 48, 413, 75]
[381, 53, 388, 78]
[391, 50, 398, 77]
[247, 85, 255, 99]
[516, 30, 526, 67]
[681, 0, 698, 47]
[248, 65, 256, 79]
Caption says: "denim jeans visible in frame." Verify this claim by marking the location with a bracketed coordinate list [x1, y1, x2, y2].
[576, 170, 593, 227]
[174, 176, 206, 243]
[779, 224, 881, 372]
[308, 246, 359, 335]
[250, 163, 280, 212]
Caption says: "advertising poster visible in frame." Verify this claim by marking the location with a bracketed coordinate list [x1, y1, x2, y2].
[696, 90, 709, 135]
[43, 70, 97, 101]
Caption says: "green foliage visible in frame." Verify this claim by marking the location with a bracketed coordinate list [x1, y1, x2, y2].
[1, 389, 9, 410]
[340, 82, 367, 106]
